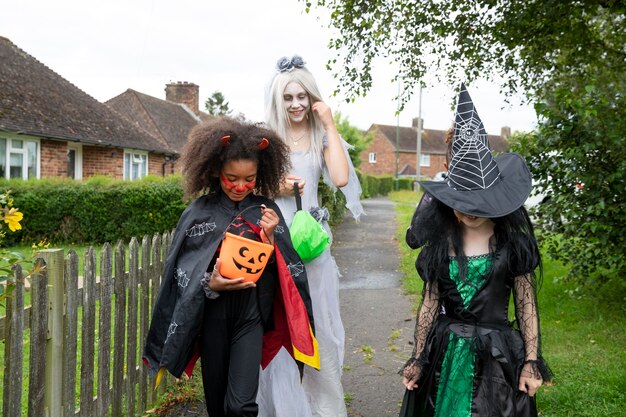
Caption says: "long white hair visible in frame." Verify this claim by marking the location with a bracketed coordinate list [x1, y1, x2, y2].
[265, 65, 325, 168]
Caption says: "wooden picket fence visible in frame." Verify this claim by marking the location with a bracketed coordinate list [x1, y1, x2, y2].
[1, 232, 178, 417]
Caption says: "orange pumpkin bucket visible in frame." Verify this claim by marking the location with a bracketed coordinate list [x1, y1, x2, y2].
[218, 206, 275, 283]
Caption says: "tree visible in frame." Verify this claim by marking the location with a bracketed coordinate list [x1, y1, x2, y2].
[305, 0, 625, 106]
[204, 91, 232, 116]
[334, 112, 374, 169]
[306, 0, 626, 292]
[512, 72, 626, 294]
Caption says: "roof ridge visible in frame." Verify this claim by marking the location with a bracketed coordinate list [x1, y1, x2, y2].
[0, 36, 103, 106]
[1, 37, 172, 153]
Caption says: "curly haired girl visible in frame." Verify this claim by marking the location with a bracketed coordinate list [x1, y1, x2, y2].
[144, 117, 320, 417]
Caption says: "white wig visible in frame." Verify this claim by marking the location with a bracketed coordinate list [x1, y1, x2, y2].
[265, 62, 325, 168]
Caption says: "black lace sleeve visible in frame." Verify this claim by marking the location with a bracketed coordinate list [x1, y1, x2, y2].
[400, 281, 441, 381]
[513, 273, 553, 381]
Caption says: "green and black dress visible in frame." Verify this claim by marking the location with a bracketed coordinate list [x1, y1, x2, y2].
[399, 248, 551, 417]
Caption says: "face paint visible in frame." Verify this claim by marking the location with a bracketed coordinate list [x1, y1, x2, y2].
[220, 160, 258, 202]
[283, 81, 310, 124]
[220, 175, 256, 192]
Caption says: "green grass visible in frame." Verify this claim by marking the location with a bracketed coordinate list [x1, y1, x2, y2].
[360, 345, 375, 364]
[388, 190, 626, 416]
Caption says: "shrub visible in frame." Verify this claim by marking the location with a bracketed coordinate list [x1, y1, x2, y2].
[0, 176, 186, 246]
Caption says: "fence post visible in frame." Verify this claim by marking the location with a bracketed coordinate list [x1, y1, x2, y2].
[39, 249, 64, 417]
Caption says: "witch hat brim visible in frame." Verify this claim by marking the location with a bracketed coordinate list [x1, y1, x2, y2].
[420, 152, 532, 218]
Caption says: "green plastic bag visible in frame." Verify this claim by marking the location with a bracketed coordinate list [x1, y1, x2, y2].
[290, 183, 330, 263]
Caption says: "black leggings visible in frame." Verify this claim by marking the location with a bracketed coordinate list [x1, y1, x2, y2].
[200, 288, 263, 417]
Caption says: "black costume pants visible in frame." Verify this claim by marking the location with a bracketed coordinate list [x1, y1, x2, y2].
[201, 287, 263, 417]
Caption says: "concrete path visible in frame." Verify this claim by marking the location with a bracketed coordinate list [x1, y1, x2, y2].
[335, 197, 416, 417]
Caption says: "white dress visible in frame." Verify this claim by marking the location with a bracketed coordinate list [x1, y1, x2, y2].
[258, 146, 362, 417]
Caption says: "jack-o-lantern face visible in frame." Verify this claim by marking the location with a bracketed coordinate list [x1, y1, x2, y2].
[232, 245, 269, 275]
[219, 232, 274, 282]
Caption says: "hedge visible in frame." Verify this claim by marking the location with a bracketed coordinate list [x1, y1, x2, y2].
[358, 173, 414, 198]
[0, 175, 186, 246]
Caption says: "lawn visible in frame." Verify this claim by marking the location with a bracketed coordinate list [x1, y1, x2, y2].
[388, 190, 626, 417]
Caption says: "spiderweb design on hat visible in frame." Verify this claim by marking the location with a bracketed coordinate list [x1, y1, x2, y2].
[448, 83, 500, 191]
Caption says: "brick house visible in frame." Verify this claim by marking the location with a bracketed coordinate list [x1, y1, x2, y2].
[0, 36, 175, 180]
[106, 83, 213, 174]
[360, 118, 511, 179]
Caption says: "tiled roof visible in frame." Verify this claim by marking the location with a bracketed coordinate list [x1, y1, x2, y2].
[106, 89, 204, 154]
[0, 36, 172, 153]
[371, 123, 510, 154]
[399, 164, 416, 176]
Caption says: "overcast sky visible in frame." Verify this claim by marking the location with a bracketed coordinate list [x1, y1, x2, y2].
[2, 0, 538, 134]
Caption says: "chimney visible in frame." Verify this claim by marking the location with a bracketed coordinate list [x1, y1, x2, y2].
[412, 117, 424, 129]
[500, 126, 511, 139]
[165, 81, 200, 115]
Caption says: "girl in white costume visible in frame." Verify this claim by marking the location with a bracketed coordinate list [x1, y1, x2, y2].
[257, 56, 363, 417]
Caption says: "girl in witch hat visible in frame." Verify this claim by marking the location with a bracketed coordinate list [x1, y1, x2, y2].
[399, 84, 552, 417]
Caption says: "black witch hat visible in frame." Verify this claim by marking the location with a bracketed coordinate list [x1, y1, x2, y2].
[420, 83, 532, 218]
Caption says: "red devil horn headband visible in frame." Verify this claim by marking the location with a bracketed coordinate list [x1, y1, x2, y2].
[258, 138, 269, 150]
[220, 135, 269, 150]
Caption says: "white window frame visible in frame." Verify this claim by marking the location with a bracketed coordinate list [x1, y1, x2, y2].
[124, 150, 149, 180]
[368, 152, 377, 163]
[0, 134, 41, 179]
[67, 142, 83, 180]
[420, 153, 430, 167]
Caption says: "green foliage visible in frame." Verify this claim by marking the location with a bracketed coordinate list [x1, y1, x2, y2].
[0, 175, 186, 246]
[305, 0, 626, 107]
[357, 172, 413, 198]
[204, 90, 232, 116]
[396, 177, 413, 191]
[334, 111, 374, 169]
[358, 172, 377, 199]
[319, 181, 347, 227]
[378, 176, 394, 195]
[512, 75, 626, 293]
[0, 189, 32, 304]
[152, 368, 205, 415]
[0, 250, 27, 303]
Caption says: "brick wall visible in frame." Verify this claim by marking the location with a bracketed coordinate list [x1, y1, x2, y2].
[40, 139, 69, 177]
[359, 133, 397, 175]
[148, 155, 178, 176]
[410, 154, 447, 178]
[82, 146, 122, 178]
[40, 140, 175, 179]
[359, 132, 446, 178]
[165, 82, 200, 115]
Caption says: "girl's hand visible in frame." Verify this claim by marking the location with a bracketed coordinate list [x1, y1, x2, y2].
[260, 205, 279, 245]
[311, 101, 335, 130]
[402, 362, 421, 391]
[281, 175, 305, 196]
[208, 259, 256, 291]
[518, 362, 543, 396]
[402, 375, 419, 391]
[315, 101, 348, 187]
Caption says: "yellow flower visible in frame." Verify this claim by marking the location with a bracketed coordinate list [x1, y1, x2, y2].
[4, 208, 24, 232]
